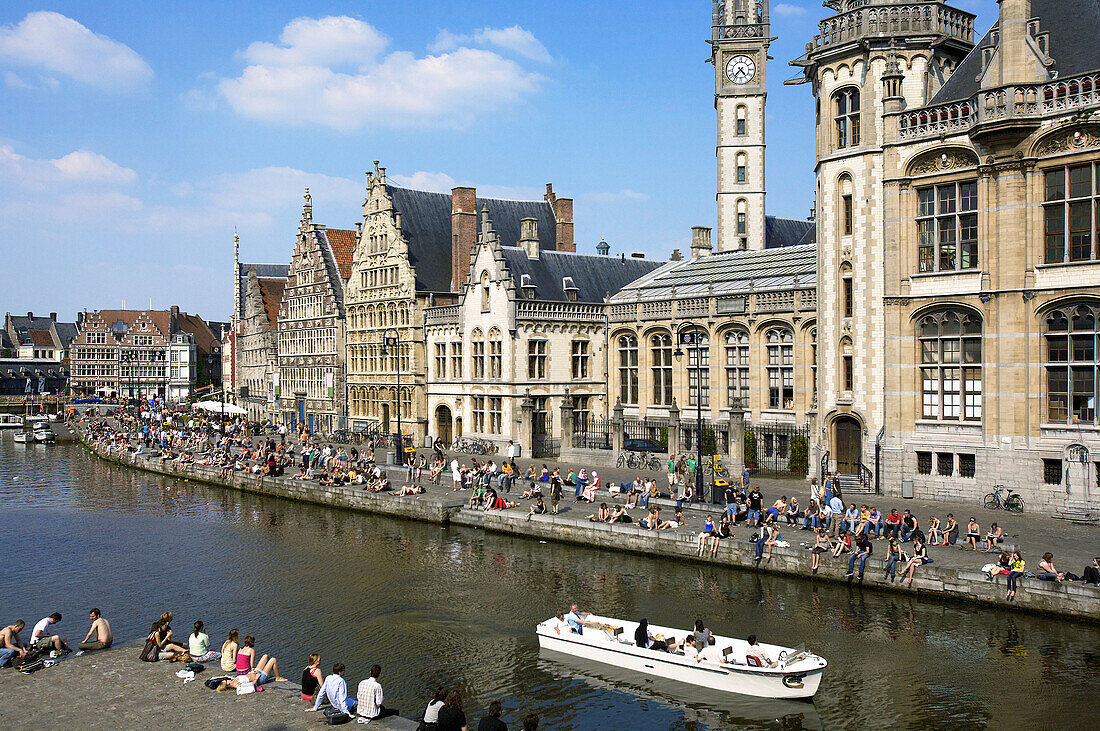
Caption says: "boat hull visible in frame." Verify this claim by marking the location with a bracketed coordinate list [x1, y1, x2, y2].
[537, 622, 824, 700]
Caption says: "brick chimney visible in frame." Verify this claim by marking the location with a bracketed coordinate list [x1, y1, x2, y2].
[451, 186, 477, 291]
[545, 183, 574, 253]
[49, 312, 57, 321]
[170, 305, 180, 333]
[520, 217, 540, 260]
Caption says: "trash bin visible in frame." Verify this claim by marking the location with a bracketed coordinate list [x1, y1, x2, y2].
[423, 435, 433, 448]
[902, 478, 914, 499]
[710, 478, 729, 504]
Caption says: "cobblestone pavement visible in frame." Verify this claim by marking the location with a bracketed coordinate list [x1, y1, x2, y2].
[0, 643, 416, 731]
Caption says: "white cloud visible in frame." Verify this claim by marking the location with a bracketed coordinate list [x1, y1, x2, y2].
[0, 145, 137, 189]
[216, 16, 545, 131]
[773, 3, 806, 17]
[241, 16, 388, 68]
[0, 11, 153, 91]
[389, 171, 456, 193]
[52, 150, 138, 184]
[430, 26, 552, 63]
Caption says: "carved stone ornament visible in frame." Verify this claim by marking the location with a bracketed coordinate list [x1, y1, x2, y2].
[1035, 125, 1100, 157]
[909, 148, 980, 176]
[884, 297, 911, 306]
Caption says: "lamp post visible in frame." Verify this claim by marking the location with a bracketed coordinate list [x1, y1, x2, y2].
[674, 323, 705, 504]
[380, 327, 403, 467]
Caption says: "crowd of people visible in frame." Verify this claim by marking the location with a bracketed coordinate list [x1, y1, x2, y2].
[73, 407, 1099, 604]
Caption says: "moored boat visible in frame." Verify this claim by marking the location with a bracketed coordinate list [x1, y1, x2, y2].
[0, 414, 23, 430]
[33, 426, 55, 443]
[536, 614, 826, 700]
[13, 430, 32, 443]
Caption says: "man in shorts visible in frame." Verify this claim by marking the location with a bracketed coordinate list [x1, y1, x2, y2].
[30, 613, 70, 654]
[78, 608, 113, 652]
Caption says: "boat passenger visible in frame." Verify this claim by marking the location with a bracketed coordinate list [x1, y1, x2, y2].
[745, 635, 773, 668]
[692, 620, 712, 647]
[564, 604, 588, 634]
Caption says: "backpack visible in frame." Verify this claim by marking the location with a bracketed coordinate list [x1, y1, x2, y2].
[323, 707, 351, 725]
[17, 654, 46, 674]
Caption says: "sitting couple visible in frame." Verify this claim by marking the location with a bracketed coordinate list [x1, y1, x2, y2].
[218, 629, 287, 689]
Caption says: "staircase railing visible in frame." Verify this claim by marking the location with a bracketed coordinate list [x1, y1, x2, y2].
[858, 461, 875, 494]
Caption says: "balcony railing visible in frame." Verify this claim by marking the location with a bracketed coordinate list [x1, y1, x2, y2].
[517, 301, 604, 323]
[810, 3, 973, 52]
[898, 72, 1100, 141]
[423, 306, 459, 327]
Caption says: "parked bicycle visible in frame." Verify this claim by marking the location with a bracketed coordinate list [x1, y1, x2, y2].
[616, 450, 662, 470]
[984, 485, 1024, 513]
[703, 454, 729, 479]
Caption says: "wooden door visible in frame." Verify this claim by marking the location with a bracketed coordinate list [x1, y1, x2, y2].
[835, 417, 861, 474]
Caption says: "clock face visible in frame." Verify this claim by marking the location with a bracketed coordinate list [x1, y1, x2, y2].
[726, 55, 756, 85]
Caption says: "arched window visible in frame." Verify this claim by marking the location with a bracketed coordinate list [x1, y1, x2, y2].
[650, 334, 673, 405]
[481, 271, 491, 312]
[766, 329, 794, 410]
[919, 311, 982, 421]
[471, 328, 485, 379]
[488, 328, 503, 379]
[735, 105, 747, 136]
[839, 175, 854, 237]
[618, 334, 639, 405]
[736, 152, 748, 184]
[724, 331, 749, 408]
[1045, 305, 1098, 424]
[681, 330, 710, 408]
[736, 199, 748, 236]
[833, 87, 860, 148]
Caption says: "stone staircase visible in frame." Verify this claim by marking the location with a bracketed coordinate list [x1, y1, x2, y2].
[837, 471, 874, 495]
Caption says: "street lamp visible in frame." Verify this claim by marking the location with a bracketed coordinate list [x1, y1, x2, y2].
[674, 323, 705, 504]
[379, 327, 403, 467]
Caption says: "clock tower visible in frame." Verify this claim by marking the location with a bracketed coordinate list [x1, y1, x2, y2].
[711, 1, 770, 252]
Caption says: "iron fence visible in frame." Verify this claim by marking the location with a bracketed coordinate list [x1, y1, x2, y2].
[745, 422, 811, 477]
[574, 416, 612, 450]
[531, 413, 560, 458]
[623, 418, 669, 451]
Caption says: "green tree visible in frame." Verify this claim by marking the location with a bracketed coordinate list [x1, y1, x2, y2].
[743, 430, 757, 470]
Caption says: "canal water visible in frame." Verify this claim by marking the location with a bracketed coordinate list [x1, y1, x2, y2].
[1, 441, 1097, 730]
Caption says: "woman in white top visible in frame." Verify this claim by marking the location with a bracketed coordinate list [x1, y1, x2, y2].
[422, 687, 447, 729]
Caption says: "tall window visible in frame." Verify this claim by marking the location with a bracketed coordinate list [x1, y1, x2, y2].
[533, 396, 550, 434]
[682, 331, 710, 408]
[1045, 305, 1099, 424]
[843, 277, 853, 318]
[724, 331, 749, 408]
[736, 152, 747, 183]
[488, 397, 502, 434]
[919, 311, 982, 421]
[834, 87, 860, 148]
[736, 105, 747, 136]
[571, 340, 590, 379]
[480, 272, 491, 312]
[766, 329, 794, 410]
[528, 340, 547, 380]
[471, 329, 485, 379]
[434, 343, 447, 379]
[618, 334, 639, 405]
[572, 395, 591, 432]
[651, 334, 674, 405]
[917, 181, 978, 272]
[736, 199, 747, 236]
[450, 342, 462, 380]
[488, 330, 502, 379]
[472, 396, 486, 432]
[1045, 164, 1098, 263]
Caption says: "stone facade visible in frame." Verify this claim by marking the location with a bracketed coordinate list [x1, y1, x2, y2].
[793, 0, 1100, 509]
[238, 269, 284, 422]
[276, 191, 354, 434]
[425, 211, 660, 451]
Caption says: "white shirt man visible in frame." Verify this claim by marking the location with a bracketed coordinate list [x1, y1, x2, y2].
[451, 459, 461, 487]
[357, 675, 384, 719]
[548, 613, 569, 635]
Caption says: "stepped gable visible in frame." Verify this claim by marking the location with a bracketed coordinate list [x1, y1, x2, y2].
[932, 0, 1100, 104]
[236, 263, 288, 321]
[386, 185, 558, 293]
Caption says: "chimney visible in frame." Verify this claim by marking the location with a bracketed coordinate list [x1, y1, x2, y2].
[985, 0, 1047, 88]
[670, 249, 684, 261]
[451, 186, 477, 292]
[545, 183, 575, 252]
[520, 217, 540, 260]
[27, 312, 33, 319]
[690, 226, 713, 259]
[170, 305, 180, 333]
[49, 312, 57, 321]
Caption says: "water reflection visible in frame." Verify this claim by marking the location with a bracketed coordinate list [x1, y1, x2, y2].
[1, 442, 1099, 729]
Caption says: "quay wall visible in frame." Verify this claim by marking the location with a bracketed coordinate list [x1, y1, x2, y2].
[80, 435, 1100, 624]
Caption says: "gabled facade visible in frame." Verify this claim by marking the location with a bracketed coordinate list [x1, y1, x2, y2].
[425, 209, 661, 449]
[276, 190, 353, 433]
[344, 161, 574, 439]
[239, 269, 284, 421]
[3, 311, 79, 362]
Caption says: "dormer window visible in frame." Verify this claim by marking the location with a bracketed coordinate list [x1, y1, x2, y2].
[562, 276, 579, 302]
[520, 274, 537, 300]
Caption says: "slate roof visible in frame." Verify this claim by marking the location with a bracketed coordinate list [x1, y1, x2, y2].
[611, 244, 818, 302]
[765, 216, 816, 249]
[386, 185, 558, 293]
[931, 0, 1100, 105]
[54, 322, 78, 348]
[324, 228, 357, 281]
[236, 263, 289, 320]
[0, 331, 11, 350]
[258, 279, 285, 329]
[500, 248, 663, 303]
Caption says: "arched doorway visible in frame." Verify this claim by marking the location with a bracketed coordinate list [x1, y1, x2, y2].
[436, 405, 452, 447]
[455, 416, 463, 440]
[833, 416, 862, 475]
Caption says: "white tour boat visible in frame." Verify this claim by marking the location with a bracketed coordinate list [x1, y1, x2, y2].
[33, 425, 55, 443]
[536, 614, 826, 700]
[13, 430, 32, 443]
[0, 414, 23, 430]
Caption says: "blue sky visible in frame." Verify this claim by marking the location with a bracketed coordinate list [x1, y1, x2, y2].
[0, 0, 998, 321]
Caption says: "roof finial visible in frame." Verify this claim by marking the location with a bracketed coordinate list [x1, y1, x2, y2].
[302, 187, 312, 226]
